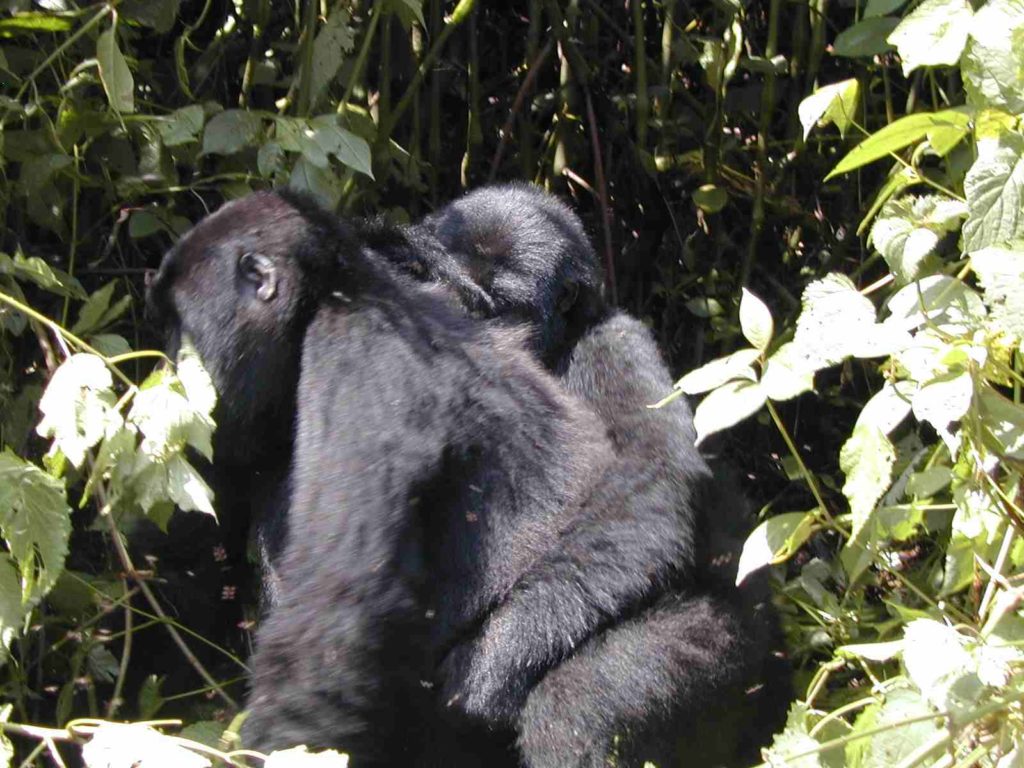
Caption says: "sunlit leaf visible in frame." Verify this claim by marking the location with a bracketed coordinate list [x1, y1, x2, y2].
[264, 746, 350, 768]
[761, 342, 816, 402]
[739, 287, 774, 351]
[871, 195, 968, 283]
[826, 109, 972, 180]
[840, 424, 896, 540]
[964, 133, 1024, 251]
[798, 78, 860, 139]
[36, 355, 119, 468]
[963, 0, 1024, 114]
[82, 723, 211, 768]
[0, 451, 71, 606]
[735, 512, 816, 586]
[673, 348, 760, 395]
[887, 0, 973, 75]
[693, 379, 766, 444]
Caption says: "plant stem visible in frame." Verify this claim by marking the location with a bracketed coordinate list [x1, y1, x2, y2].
[765, 399, 832, 522]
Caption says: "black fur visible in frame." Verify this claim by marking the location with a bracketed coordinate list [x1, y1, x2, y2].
[405, 182, 792, 766]
[146, 190, 720, 766]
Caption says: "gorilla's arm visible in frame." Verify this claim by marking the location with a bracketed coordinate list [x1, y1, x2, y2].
[242, 307, 443, 760]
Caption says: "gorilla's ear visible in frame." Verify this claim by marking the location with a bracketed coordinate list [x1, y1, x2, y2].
[239, 252, 278, 301]
[556, 280, 580, 316]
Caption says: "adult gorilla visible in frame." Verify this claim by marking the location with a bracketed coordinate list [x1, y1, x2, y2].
[397, 183, 792, 765]
[147, 190, 723, 767]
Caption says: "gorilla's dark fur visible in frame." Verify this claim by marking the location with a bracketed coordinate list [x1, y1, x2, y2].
[399, 183, 792, 763]
[147, 189, 751, 767]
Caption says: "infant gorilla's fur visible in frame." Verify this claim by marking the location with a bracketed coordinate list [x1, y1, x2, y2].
[147, 189, 729, 767]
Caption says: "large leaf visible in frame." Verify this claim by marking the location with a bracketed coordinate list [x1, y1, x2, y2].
[826, 109, 972, 180]
[692, 379, 766, 444]
[735, 512, 816, 586]
[871, 195, 968, 283]
[36, 355, 119, 468]
[846, 686, 944, 768]
[309, 115, 374, 178]
[310, 7, 356, 106]
[0, 451, 71, 605]
[798, 79, 860, 139]
[96, 29, 135, 113]
[972, 244, 1024, 342]
[121, 0, 181, 34]
[963, 133, 1024, 252]
[674, 348, 760, 395]
[202, 110, 263, 155]
[156, 105, 205, 147]
[0, 252, 85, 299]
[832, 17, 899, 58]
[739, 288, 773, 351]
[840, 424, 896, 540]
[289, 155, 344, 210]
[887, 0, 973, 75]
[963, 0, 1024, 114]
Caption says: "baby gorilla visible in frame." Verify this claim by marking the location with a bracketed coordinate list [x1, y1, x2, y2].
[147, 190, 717, 767]
[396, 183, 792, 765]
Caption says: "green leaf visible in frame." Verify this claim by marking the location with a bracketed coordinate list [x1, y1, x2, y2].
[735, 512, 816, 586]
[692, 183, 728, 213]
[885, 275, 986, 334]
[36, 355, 119, 469]
[846, 686, 943, 768]
[0, 13, 73, 32]
[978, 385, 1024, 459]
[0, 557, 24, 651]
[963, 133, 1024, 252]
[911, 371, 973, 434]
[832, 17, 899, 58]
[289, 155, 344, 210]
[739, 287, 773, 351]
[826, 109, 972, 180]
[166, 455, 214, 516]
[264, 746, 351, 768]
[761, 342, 816, 402]
[202, 110, 262, 155]
[837, 639, 904, 661]
[865, 0, 907, 17]
[963, 0, 1024, 114]
[856, 381, 915, 436]
[129, 366, 214, 462]
[673, 348, 760, 395]
[0, 252, 85, 299]
[972, 244, 1024, 343]
[310, 7, 356, 107]
[791, 273, 903, 371]
[798, 78, 860, 139]
[97, 29, 135, 114]
[309, 115, 374, 178]
[156, 105, 204, 147]
[388, 0, 426, 27]
[72, 282, 132, 336]
[762, 703, 826, 768]
[840, 424, 896, 540]
[81, 723, 213, 768]
[257, 141, 286, 178]
[887, 0, 973, 76]
[693, 379, 766, 445]
[871, 195, 968, 283]
[121, 0, 181, 34]
[0, 451, 71, 605]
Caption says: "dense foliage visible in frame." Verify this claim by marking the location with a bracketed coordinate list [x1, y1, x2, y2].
[2, 0, 1024, 764]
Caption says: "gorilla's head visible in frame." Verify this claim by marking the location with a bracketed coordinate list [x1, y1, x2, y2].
[420, 183, 608, 369]
[146, 190, 352, 466]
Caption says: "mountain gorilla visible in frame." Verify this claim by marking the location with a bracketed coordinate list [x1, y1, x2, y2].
[394, 183, 792, 764]
[146, 189, 732, 767]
